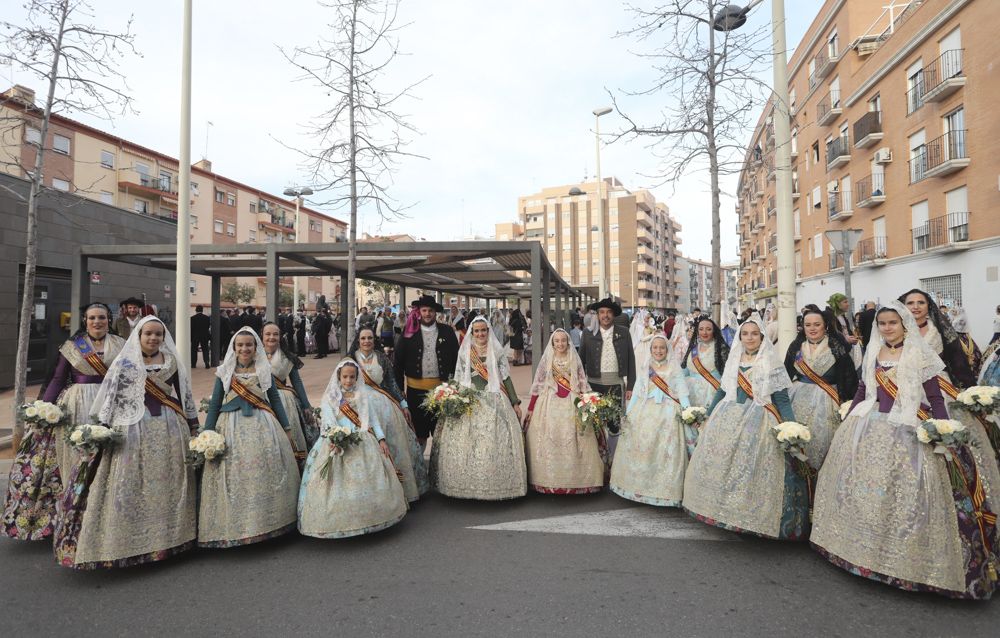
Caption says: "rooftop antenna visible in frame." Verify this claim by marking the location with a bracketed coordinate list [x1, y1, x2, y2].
[203, 121, 213, 160]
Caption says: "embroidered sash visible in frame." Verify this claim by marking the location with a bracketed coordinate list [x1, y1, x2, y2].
[144, 377, 186, 419]
[937, 375, 960, 401]
[951, 448, 999, 557]
[794, 352, 839, 405]
[361, 367, 403, 408]
[339, 400, 362, 428]
[74, 334, 109, 377]
[691, 352, 721, 392]
[553, 368, 573, 395]
[272, 374, 296, 398]
[875, 368, 930, 420]
[736, 371, 781, 422]
[472, 355, 509, 399]
[230, 377, 276, 418]
[649, 369, 680, 405]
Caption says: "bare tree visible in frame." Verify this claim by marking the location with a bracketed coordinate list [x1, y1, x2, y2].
[610, 0, 770, 323]
[1, 0, 137, 447]
[282, 0, 427, 343]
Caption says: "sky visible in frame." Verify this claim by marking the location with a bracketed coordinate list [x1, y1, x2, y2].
[1, 0, 825, 261]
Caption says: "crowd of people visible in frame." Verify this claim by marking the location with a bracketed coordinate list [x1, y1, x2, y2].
[3, 287, 1000, 602]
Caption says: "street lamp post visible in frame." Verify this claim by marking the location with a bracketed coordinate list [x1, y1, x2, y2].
[715, 0, 797, 353]
[175, 0, 193, 364]
[593, 106, 612, 299]
[283, 186, 313, 313]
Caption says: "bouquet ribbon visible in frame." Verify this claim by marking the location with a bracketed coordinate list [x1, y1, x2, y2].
[737, 371, 781, 423]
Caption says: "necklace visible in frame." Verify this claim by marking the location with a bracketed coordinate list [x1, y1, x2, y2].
[885, 340, 904, 351]
[917, 320, 928, 329]
[236, 360, 254, 371]
[142, 350, 160, 359]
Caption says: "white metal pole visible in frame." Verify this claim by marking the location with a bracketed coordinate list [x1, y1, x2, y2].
[595, 115, 607, 299]
[771, 0, 797, 354]
[631, 259, 636, 311]
[292, 195, 300, 311]
[174, 0, 192, 363]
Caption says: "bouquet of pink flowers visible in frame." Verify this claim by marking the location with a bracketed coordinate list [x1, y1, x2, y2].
[574, 391, 622, 435]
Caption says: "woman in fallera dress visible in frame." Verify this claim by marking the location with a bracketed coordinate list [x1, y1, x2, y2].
[52, 316, 198, 569]
[198, 327, 300, 548]
[681, 315, 729, 409]
[523, 328, 605, 494]
[811, 302, 1000, 599]
[348, 327, 429, 502]
[432, 316, 527, 500]
[298, 360, 407, 538]
[2, 303, 125, 541]
[683, 317, 810, 540]
[261, 322, 317, 453]
[611, 333, 694, 507]
[783, 306, 859, 470]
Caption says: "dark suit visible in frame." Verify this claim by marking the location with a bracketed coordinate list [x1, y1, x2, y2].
[245, 311, 263, 337]
[190, 311, 211, 368]
[393, 322, 460, 439]
[859, 308, 877, 349]
[579, 323, 636, 435]
[313, 313, 331, 357]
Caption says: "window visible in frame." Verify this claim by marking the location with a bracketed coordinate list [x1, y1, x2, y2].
[226, 222, 236, 236]
[100, 150, 114, 169]
[214, 219, 224, 233]
[909, 129, 927, 183]
[226, 192, 236, 206]
[190, 214, 198, 228]
[215, 190, 224, 203]
[51, 177, 70, 191]
[25, 126, 41, 145]
[135, 161, 150, 176]
[920, 274, 962, 307]
[248, 229, 257, 241]
[190, 181, 199, 196]
[53, 134, 71, 155]
[134, 199, 149, 215]
[329, 227, 337, 238]
[812, 142, 820, 164]
[789, 87, 796, 112]
[100, 191, 114, 205]
[828, 29, 839, 58]
[911, 200, 929, 251]
[945, 186, 969, 242]
[945, 107, 966, 159]
[794, 250, 802, 277]
[250, 202, 256, 213]
[813, 233, 823, 258]
[907, 59, 924, 113]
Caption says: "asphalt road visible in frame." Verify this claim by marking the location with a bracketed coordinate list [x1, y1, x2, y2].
[2, 489, 997, 637]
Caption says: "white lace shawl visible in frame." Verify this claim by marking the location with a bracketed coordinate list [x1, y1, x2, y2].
[529, 328, 589, 398]
[718, 316, 791, 407]
[320, 359, 372, 434]
[692, 340, 717, 373]
[456, 315, 509, 394]
[216, 327, 272, 393]
[92, 316, 197, 428]
[632, 334, 688, 403]
[851, 300, 944, 427]
[921, 318, 945, 356]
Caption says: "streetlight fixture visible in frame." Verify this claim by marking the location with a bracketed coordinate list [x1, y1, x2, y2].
[283, 186, 314, 313]
[714, 0, 797, 354]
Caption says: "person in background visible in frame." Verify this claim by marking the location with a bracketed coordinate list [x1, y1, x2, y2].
[190, 305, 211, 369]
[313, 310, 332, 359]
[218, 310, 233, 360]
[858, 301, 877, 349]
[992, 305, 1000, 345]
[949, 307, 983, 381]
[244, 306, 263, 337]
[569, 318, 584, 353]
[113, 297, 144, 340]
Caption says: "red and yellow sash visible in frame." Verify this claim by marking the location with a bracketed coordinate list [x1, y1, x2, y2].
[339, 400, 362, 428]
[649, 369, 680, 405]
[736, 371, 781, 422]
[473, 355, 509, 399]
[361, 367, 404, 409]
[144, 377, 187, 419]
[553, 368, 573, 395]
[272, 374, 296, 398]
[938, 375, 960, 401]
[74, 334, 110, 377]
[875, 368, 930, 420]
[952, 455, 999, 555]
[230, 377, 276, 418]
[794, 353, 840, 405]
[691, 352, 721, 392]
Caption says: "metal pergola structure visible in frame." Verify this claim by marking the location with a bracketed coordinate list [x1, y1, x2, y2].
[70, 241, 594, 367]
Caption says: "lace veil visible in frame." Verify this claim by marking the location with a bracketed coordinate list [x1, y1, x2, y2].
[718, 316, 791, 407]
[632, 333, 688, 402]
[456, 316, 508, 393]
[320, 358, 372, 433]
[216, 327, 272, 393]
[528, 328, 588, 398]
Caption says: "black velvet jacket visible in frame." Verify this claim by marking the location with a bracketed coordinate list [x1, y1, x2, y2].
[393, 322, 460, 387]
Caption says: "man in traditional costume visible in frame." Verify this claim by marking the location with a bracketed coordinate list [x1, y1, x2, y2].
[579, 298, 636, 437]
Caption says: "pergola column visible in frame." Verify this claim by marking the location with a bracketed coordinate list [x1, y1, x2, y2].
[530, 246, 542, 372]
[541, 267, 551, 349]
[70, 249, 90, 332]
[210, 275, 222, 366]
[265, 245, 279, 323]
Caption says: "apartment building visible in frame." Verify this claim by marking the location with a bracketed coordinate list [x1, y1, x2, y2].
[735, 0, 1000, 340]
[0, 84, 348, 311]
[503, 178, 683, 312]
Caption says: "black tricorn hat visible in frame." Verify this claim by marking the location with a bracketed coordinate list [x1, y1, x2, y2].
[414, 294, 444, 313]
[588, 297, 622, 316]
[120, 296, 144, 307]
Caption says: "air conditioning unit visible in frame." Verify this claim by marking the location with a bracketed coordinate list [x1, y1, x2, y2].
[874, 147, 893, 164]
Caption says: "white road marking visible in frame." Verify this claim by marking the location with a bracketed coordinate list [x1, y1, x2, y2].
[468, 507, 741, 541]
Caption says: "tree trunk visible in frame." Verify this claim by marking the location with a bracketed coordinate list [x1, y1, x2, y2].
[12, 3, 69, 449]
[706, 13, 722, 325]
[345, 0, 359, 346]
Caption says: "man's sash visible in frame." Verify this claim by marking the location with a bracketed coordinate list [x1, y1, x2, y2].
[230, 377, 276, 418]
[875, 368, 930, 420]
[648, 368, 680, 405]
[736, 371, 781, 422]
[794, 352, 839, 405]
[691, 352, 721, 392]
[472, 355, 509, 399]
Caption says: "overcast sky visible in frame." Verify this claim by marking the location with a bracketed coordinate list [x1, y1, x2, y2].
[2, 0, 824, 261]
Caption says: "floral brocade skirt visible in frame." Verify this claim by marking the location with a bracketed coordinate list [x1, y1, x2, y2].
[2, 423, 63, 540]
[275, 387, 312, 454]
[525, 391, 603, 494]
[53, 383, 103, 491]
[611, 396, 693, 507]
[811, 410, 1000, 599]
[431, 393, 527, 500]
[198, 410, 300, 548]
[298, 433, 406, 539]
[685, 373, 718, 410]
[788, 381, 840, 470]
[52, 409, 197, 569]
[368, 390, 428, 502]
[682, 400, 809, 540]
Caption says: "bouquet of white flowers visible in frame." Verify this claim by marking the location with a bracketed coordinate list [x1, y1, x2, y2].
[68, 424, 124, 455]
[771, 421, 812, 462]
[915, 419, 969, 462]
[574, 391, 622, 435]
[952, 386, 1000, 417]
[838, 401, 854, 422]
[19, 400, 65, 427]
[678, 406, 708, 427]
[421, 381, 479, 420]
[319, 425, 363, 479]
[185, 430, 227, 468]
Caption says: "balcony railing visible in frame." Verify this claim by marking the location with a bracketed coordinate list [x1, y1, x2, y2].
[825, 135, 850, 169]
[817, 89, 842, 126]
[855, 173, 886, 208]
[813, 47, 835, 80]
[855, 236, 888, 263]
[921, 49, 964, 102]
[137, 174, 176, 194]
[853, 111, 883, 148]
[906, 77, 925, 114]
[767, 235, 777, 253]
[829, 252, 845, 271]
[828, 190, 852, 219]
[766, 196, 776, 217]
[910, 130, 969, 181]
[911, 212, 970, 252]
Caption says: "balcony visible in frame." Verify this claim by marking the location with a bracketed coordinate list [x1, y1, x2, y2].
[855, 173, 886, 208]
[828, 190, 852, 220]
[766, 158, 775, 183]
[853, 111, 883, 149]
[817, 89, 842, 126]
[636, 208, 653, 228]
[791, 180, 800, 200]
[855, 236, 888, 265]
[118, 172, 177, 197]
[749, 179, 762, 201]
[906, 80, 925, 114]
[637, 244, 653, 258]
[257, 211, 295, 232]
[923, 130, 969, 179]
[754, 214, 765, 231]
[767, 235, 777, 253]
[766, 196, 776, 218]
[637, 261, 656, 275]
[911, 212, 970, 253]
[765, 123, 775, 148]
[813, 47, 837, 81]
[826, 135, 850, 170]
[637, 227, 653, 241]
[921, 49, 965, 103]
